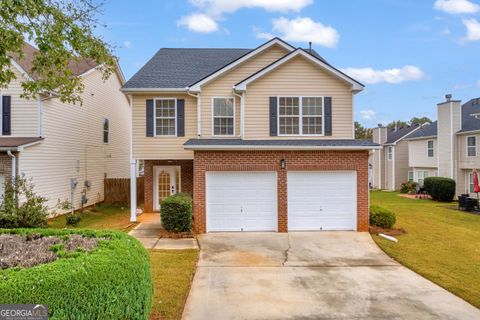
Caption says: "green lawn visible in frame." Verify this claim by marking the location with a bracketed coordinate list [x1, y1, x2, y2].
[49, 204, 198, 320]
[371, 191, 480, 308]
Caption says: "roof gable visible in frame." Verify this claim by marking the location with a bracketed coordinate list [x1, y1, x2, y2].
[385, 124, 421, 144]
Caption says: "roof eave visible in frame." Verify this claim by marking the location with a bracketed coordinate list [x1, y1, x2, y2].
[404, 135, 437, 141]
[120, 87, 188, 93]
[184, 145, 381, 151]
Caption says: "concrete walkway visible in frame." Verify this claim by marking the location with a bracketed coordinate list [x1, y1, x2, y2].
[183, 232, 480, 320]
[128, 214, 198, 250]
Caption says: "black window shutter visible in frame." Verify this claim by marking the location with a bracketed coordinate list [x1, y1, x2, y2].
[146, 99, 154, 137]
[324, 97, 332, 136]
[2, 95, 11, 136]
[269, 97, 278, 136]
[177, 99, 185, 137]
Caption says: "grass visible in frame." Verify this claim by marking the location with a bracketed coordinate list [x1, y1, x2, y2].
[148, 250, 198, 320]
[48, 203, 134, 231]
[48, 203, 198, 320]
[371, 191, 480, 308]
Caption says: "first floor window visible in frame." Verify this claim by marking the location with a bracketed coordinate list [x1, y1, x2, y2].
[278, 96, 323, 135]
[103, 118, 109, 144]
[408, 171, 414, 182]
[467, 136, 476, 157]
[387, 146, 393, 160]
[468, 173, 475, 193]
[418, 171, 428, 187]
[155, 99, 176, 136]
[427, 140, 434, 157]
[213, 97, 234, 136]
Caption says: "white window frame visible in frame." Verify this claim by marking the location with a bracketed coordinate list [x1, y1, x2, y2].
[408, 171, 414, 182]
[103, 117, 109, 144]
[277, 96, 325, 136]
[154, 98, 177, 137]
[211, 96, 235, 137]
[387, 146, 393, 161]
[417, 171, 429, 186]
[466, 136, 476, 157]
[467, 172, 475, 193]
[427, 140, 434, 158]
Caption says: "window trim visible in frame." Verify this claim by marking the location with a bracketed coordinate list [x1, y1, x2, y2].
[387, 146, 393, 161]
[427, 140, 434, 158]
[211, 96, 236, 137]
[408, 170, 414, 182]
[154, 98, 177, 137]
[103, 117, 110, 144]
[277, 96, 325, 137]
[467, 172, 475, 193]
[466, 135, 477, 157]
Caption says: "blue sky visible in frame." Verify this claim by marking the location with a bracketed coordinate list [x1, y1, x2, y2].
[100, 0, 480, 127]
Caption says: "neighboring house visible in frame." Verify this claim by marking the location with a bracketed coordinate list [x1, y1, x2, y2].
[122, 38, 380, 234]
[370, 124, 422, 191]
[0, 43, 130, 213]
[406, 95, 480, 196]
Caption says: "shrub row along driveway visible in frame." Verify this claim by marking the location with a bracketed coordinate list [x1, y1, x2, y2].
[183, 232, 480, 320]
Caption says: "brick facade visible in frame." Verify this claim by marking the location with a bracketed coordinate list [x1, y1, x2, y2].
[144, 160, 193, 213]
[0, 151, 18, 179]
[193, 150, 370, 234]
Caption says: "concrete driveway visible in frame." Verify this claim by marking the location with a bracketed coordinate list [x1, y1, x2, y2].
[183, 232, 480, 320]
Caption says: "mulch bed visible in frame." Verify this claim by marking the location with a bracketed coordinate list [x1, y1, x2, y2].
[158, 229, 194, 239]
[0, 234, 100, 269]
[369, 226, 407, 236]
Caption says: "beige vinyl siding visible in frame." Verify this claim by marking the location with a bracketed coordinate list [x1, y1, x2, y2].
[394, 140, 410, 189]
[244, 56, 353, 139]
[19, 69, 130, 213]
[437, 101, 461, 178]
[384, 147, 394, 190]
[132, 94, 196, 159]
[0, 67, 38, 136]
[408, 138, 438, 168]
[200, 44, 288, 138]
[457, 133, 480, 169]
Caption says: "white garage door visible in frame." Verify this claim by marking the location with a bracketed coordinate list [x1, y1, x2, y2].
[206, 172, 277, 232]
[288, 171, 357, 231]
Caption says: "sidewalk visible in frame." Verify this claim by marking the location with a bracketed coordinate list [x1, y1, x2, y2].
[128, 213, 198, 250]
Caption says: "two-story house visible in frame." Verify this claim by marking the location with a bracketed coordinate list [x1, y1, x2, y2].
[122, 38, 380, 234]
[370, 124, 422, 190]
[406, 95, 480, 196]
[0, 43, 130, 212]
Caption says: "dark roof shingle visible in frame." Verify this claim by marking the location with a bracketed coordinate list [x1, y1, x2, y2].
[385, 124, 421, 144]
[0, 137, 43, 148]
[460, 98, 480, 132]
[184, 139, 378, 149]
[405, 122, 437, 139]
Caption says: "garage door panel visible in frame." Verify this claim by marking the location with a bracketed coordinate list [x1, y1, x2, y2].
[206, 172, 277, 232]
[288, 171, 356, 231]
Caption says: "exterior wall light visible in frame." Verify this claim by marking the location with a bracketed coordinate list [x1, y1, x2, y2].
[280, 159, 286, 169]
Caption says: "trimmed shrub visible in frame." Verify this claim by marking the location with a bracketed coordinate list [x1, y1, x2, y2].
[0, 229, 152, 319]
[400, 181, 417, 194]
[423, 177, 456, 202]
[370, 205, 396, 229]
[65, 214, 81, 226]
[161, 194, 193, 232]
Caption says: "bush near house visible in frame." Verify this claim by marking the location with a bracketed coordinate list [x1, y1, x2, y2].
[400, 181, 417, 194]
[370, 205, 396, 229]
[423, 177, 456, 202]
[161, 193, 193, 232]
[0, 229, 152, 319]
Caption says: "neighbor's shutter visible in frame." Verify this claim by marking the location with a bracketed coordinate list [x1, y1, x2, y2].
[269, 97, 278, 136]
[2, 96, 11, 136]
[324, 97, 332, 136]
[177, 99, 185, 137]
[146, 99, 154, 137]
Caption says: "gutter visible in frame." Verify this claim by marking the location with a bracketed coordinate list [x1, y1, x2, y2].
[120, 87, 187, 93]
[184, 145, 382, 151]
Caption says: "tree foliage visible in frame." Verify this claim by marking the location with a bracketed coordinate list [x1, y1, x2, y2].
[355, 121, 373, 139]
[0, 0, 115, 104]
[386, 117, 432, 129]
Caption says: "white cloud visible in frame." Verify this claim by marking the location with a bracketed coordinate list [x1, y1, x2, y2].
[190, 0, 312, 17]
[263, 17, 339, 48]
[453, 83, 472, 89]
[341, 65, 425, 84]
[256, 31, 275, 40]
[441, 27, 452, 35]
[123, 41, 132, 49]
[360, 109, 376, 120]
[177, 13, 219, 33]
[434, 0, 480, 14]
[463, 18, 480, 41]
[477, 80, 480, 87]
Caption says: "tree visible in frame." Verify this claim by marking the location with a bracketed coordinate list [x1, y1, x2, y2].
[355, 121, 373, 140]
[386, 117, 432, 130]
[0, 0, 115, 104]
[410, 116, 432, 126]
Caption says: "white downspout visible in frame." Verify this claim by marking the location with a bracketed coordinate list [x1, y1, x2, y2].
[7, 151, 16, 182]
[37, 97, 43, 137]
[233, 91, 244, 138]
[187, 90, 201, 137]
[128, 94, 137, 222]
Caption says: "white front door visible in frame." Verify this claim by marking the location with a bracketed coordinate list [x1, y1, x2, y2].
[288, 171, 357, 231]
[154, 166, 180, 211]
[206, 171, 278, 232]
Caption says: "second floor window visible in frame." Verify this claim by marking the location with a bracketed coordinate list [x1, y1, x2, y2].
[467, 136, 476, 157]
[155, 99, 176, 136]
[408, 171, 414, 182]
[387, 146, 393, 160]
[213, 97, 235, 136]
[427, 140, 434, 157]
[278, 97, 323, 135]
[103, 118, 109, 144]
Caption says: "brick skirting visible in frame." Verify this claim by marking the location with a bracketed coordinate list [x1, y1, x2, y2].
[193, 150, 370, 234]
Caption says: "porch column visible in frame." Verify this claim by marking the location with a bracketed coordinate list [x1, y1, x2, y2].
[130, 159, 137, 222]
